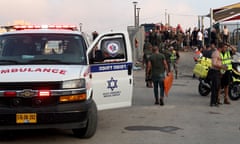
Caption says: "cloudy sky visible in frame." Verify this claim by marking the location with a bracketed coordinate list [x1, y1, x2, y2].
[0, 0, 239, 34]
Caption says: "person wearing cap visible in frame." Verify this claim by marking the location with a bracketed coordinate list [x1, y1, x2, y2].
[208, 42, 227, 107]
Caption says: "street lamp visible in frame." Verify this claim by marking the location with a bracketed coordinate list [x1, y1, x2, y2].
[136, 7, 141, 27]
[133, 1, 138, 27]
[79, 23, 82, 32]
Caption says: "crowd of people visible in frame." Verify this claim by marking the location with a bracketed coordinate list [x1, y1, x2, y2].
[142, 24, 238, 107]
[142, 26, 182, 106]
[192, 25, 237, 107]
[203, 42, 236, 107]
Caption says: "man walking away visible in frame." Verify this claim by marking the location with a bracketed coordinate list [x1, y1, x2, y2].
[147, 46, 169, 106]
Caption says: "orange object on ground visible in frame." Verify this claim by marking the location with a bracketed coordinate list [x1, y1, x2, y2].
[164, 72, 174, 97]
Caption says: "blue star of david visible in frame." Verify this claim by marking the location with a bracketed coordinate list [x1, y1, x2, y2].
[107, 77, 118, 91]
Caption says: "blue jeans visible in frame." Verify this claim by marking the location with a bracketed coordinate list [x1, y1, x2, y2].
[152, 76, 165, 100]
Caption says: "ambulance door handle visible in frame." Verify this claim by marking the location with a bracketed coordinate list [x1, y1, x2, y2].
[127, 64, 132, 75]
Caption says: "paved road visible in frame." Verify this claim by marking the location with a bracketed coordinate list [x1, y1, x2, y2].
[1, 51, 240, 144]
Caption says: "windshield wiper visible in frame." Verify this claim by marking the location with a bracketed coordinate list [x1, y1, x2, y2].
[28, 59, 70, 64]
[0, 60, 21, 64]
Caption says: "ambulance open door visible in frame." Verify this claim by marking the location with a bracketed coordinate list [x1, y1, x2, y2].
[87, 32, 133, 110]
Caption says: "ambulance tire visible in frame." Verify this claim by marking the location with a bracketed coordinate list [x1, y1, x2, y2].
[72, 100, 98, 138]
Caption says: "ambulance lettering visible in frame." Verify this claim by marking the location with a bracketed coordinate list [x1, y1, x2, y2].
[91, 63, 129, 73]
[0, 68, 67, 75]
[113, 64, 127, 70]
[99, 65, 113, 71]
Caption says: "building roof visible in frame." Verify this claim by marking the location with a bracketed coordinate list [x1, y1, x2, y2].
[207, 2, 240, 22]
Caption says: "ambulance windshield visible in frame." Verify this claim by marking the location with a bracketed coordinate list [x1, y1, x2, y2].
[0, 34, 87, 65]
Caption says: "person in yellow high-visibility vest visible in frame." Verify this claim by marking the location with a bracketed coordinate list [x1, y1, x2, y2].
[169, 46, 180, 79]
[219, 43, 237, 104]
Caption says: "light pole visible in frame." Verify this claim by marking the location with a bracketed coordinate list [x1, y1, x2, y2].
[136, 7, 140, 27]
[165, 9, 167, 25]
[133, 1, 138, 27]
[79, 23, 82, 32]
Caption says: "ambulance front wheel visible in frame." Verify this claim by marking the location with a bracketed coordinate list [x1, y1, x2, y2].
[72, 100, 98, 138]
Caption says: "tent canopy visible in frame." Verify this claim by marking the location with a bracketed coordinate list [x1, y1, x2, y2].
[207, 2, 240, 22]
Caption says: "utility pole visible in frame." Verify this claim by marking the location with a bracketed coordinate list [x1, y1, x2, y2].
[201, 16, 204, 31]
[136, 7, 140, 27]
[168, 14, 170, 26]
[133, 1, 138, 27]
[165, 9, 167, 25]
[198, 16, 201, 30]
[209, 8, 213, 44]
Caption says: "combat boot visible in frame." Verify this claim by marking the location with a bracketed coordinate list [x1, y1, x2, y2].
[160, 98, 164, 106]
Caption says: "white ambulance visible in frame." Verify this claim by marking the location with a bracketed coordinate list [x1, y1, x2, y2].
[0, 25, 133, 138]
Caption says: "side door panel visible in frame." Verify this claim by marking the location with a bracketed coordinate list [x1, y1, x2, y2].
[87, 32, 133, 110]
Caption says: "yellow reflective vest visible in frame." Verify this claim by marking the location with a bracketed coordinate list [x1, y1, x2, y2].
[220, 51, 232, 70]
[170, 50, 177, 62]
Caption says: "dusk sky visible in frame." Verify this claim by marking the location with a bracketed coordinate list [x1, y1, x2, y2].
[0, 0, 239, 34]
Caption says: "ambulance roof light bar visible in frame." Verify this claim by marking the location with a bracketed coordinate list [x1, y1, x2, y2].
[13, 25, 77, 31]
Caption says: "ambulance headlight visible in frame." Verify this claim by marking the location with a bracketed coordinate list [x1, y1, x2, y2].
[62, 79, 86, 89]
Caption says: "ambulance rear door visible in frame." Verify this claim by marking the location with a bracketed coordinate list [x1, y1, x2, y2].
[87, 32, 133, 110]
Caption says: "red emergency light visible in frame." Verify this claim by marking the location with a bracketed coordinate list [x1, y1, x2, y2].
[13, 25, 77, 31]
[38, 90, 51, 97]
[4, 91, 17, 97]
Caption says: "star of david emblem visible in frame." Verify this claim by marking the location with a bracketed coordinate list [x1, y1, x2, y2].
[107, 77, 118, 91]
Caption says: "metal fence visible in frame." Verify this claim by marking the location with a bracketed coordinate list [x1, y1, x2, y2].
[220, 22, 240, 46]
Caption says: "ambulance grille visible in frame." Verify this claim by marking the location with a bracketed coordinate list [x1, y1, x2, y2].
[0, 82, 61, 90]
[0, 82, 62, 107]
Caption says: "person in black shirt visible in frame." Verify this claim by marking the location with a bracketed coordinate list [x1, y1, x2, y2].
[210, 28, 217, 46]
